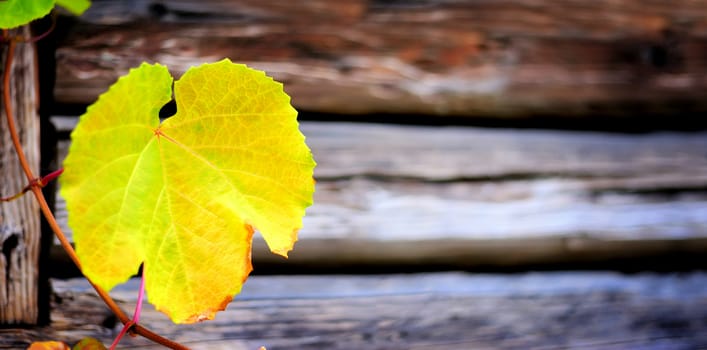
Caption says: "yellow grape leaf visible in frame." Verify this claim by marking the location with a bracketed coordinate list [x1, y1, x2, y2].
[60, 59, 315, 323]
[27, 341, 70, 350]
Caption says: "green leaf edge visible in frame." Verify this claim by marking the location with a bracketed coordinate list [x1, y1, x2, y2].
[0, 0, 54, 29]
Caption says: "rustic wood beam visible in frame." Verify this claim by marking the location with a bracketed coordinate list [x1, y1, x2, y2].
[0, 26, 42, 325]
[10, 272, 704, 349]
[50, 120, 707, 272]
[54, 0, 707, 119]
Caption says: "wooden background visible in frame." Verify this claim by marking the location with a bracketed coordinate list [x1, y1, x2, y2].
[16, 272, 706, 350]
[0, 26, 44, 326]
[47, 0, 707, 273]
[54, 0, 707, 124]
[49, 118, 707, 274]
[5, 0, 705, 348]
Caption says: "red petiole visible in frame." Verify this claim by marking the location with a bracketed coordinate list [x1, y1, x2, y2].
[110, 266, 147, 349]
[0, 169, 63, 202]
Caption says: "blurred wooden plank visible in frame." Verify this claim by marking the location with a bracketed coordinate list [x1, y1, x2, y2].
[54, 0, 707, 119]
[53, 119, 707, 183]
[7, 272, 707, 349]
[49, 120, 707, 270]
[0, 26, 44, 325]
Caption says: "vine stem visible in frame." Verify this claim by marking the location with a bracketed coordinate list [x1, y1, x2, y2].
[2, 32, 188, 349]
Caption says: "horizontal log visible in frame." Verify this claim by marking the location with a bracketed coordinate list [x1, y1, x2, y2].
[54, 0, 707, 118]
[49, 119, 707, 271]
[7, 272, 706, 349]
[51, 117, 707, 181]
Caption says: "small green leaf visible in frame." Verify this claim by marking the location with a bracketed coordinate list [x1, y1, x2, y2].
[0, 0, 54, 29]
[72, 338, 106, 350]
[0, 0, 90, 29]
[61, 59, 315, 324]
[56, 0, 91, 15]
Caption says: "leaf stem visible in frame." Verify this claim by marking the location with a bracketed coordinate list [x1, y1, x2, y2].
[134, 267, 147, 324]
[110, 268, 147, 349]
[3, 30, 188, 350]
[1, 169, 63, 202]
[109, 320, 135, 350]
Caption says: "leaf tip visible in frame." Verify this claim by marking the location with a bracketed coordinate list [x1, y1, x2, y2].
[273, 249, 289, 258]
[182, 295, 234, 324]
[270, 227, 301, 259]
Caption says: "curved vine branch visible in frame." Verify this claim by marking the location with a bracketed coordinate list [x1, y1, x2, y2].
[2, 29, 188, 350]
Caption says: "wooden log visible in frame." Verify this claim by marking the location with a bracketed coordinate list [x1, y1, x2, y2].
[0, 286, 113, 349]
[0, 27, 42, 325]
[5, 272, 705, 349]
[54, 0, 707, 120]
[50, 119, 707, 271]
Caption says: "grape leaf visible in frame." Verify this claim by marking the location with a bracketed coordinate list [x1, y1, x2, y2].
[0, 0, 54, 29]
[60, 59, 316, 323]
[0, 0, 89, 29]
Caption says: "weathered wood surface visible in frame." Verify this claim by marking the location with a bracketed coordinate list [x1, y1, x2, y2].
[4, 272, 707, 349]
[54, 0, 707, 119]
[0, 286, 114, 349]
[0, 27, 43, 325]
[50, 119, 707, 271]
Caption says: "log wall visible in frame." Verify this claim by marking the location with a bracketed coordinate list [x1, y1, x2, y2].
[54, 0, 707, 121]
[50, 119, 707, 272]
[11, 272, 704, 349]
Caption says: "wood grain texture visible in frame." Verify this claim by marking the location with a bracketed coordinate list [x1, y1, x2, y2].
[6, 272, 707, 349]
[54, 0, 707, 118]
[51, 120, 707, 270]
[0, 26, 42, 325]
